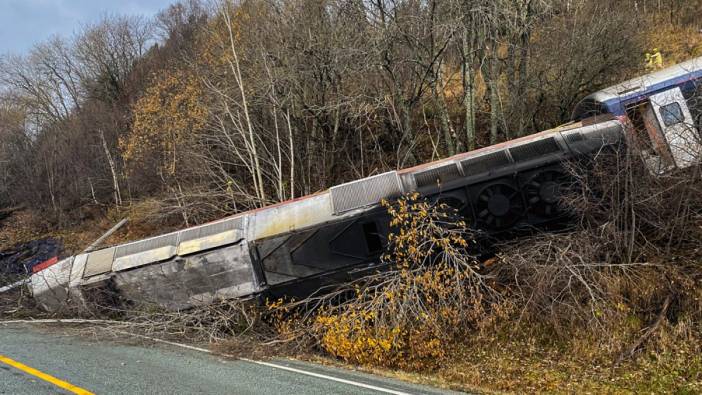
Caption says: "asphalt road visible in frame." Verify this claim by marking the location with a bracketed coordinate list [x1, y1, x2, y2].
[0, 323, 463, 395]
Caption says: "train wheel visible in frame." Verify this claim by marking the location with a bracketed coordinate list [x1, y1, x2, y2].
[475, 182, 524, 230]
[523, 170, 569, 218]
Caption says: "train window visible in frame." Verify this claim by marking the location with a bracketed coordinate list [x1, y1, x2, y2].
[660, 102, 684, 126]
[361, 221, 383, 254]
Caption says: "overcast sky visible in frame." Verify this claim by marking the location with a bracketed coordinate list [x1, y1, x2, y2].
[0, 0, 174, 55]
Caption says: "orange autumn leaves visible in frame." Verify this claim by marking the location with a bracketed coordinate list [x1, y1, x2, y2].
[309, 194, 488, 371]
[120, 5, 254, 183]
[121, 68, 207, 178]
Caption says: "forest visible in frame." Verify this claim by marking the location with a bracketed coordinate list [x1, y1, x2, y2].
[1, 0, 700, 232]
[3, 1, 702, 392]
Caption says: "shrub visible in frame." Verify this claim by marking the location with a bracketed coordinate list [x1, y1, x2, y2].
[310, 193, 502, 370]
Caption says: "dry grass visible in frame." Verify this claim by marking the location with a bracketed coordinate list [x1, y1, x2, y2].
[3, 142, 702, 393]
[432, 325, 702, 394]
[0, 199, 184, 257]
[251, 147, 702, 392]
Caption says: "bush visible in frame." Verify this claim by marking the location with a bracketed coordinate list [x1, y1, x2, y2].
[307, 193, 503, 370]
[274, 147, 702, 376]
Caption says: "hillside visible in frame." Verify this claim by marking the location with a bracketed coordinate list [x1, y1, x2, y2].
[2, 1, 702, 393]
[1, 0, 700, 231]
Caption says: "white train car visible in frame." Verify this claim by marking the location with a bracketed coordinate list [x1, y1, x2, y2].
[29, 118, 624, 311]
[30, 56, 702, 312]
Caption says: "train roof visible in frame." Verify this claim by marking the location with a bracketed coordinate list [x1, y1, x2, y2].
[584, 56, 702, 105]
[398, 115, 612, 176]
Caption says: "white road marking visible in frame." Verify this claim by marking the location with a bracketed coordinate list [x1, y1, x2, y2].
[0, 321, 417, 395]
[114, 330, 216, 354]
[118, 331, 415, 395]
[240, 358, 414, 395]
[119, 331, 415, 395]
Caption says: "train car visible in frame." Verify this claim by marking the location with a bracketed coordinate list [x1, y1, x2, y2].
[572, 57, 702, 172]
[28, 57, 702, 312]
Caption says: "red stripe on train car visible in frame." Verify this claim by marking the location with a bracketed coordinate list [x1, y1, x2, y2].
[32, 256, 59, 273]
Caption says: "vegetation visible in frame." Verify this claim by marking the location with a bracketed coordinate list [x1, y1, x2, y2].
[311, 194, 492, 370]
[257, 148, 702, 393]
[1, 0, 700, 231]
[2, 0, 702, 393]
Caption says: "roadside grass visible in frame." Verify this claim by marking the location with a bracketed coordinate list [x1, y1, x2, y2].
[5, 153, 702, 394]
[289, 322, 701, 394]
[435, 328, 702, 394]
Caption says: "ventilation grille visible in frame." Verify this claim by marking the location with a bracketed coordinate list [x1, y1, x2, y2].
[509, 137, 561, 162]
[115, 232, 180, 258]
[564, 132, 584, 145]
[83, 247, 115, 278]
[460, 150, 511, 177]
[179, 217, 244, 242]
[330, 171, 403, 214]
[414, 163, 462, 189]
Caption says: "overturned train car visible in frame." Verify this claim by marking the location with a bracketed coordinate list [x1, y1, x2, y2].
[29, 119, 623, 311]
[30, 57, 702, 312]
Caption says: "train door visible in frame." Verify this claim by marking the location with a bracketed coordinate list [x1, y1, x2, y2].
[649, 87, 701, 168]
[626, 101, 674, 173]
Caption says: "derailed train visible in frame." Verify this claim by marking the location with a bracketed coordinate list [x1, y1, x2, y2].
[29, 57, 702, 311]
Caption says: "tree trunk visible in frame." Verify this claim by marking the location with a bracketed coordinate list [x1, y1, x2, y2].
[397, 91, 416, 166]
[222, 8, 266, 205]
[515, 26, 531, 136]
[285, 109, 295, 200]
[462, 24, 476, 151]
[486, 44, 501, 145]
[272, 106, 284, 202]
[99, 129, 122, 206]
[433, 66, 455, 157]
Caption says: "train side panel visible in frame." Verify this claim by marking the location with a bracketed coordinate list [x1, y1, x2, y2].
[29, 119, 625, 312]
[112, 240, 258, 310]
[30, 257, 73, 311]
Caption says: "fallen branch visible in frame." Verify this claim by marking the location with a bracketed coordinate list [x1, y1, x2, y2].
[615, 294, 672, 365]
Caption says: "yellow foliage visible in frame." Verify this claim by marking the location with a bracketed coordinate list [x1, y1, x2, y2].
[197, 1, 270, 80]
[121, 68, 207, 177]
[310, 194, 490, 371]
